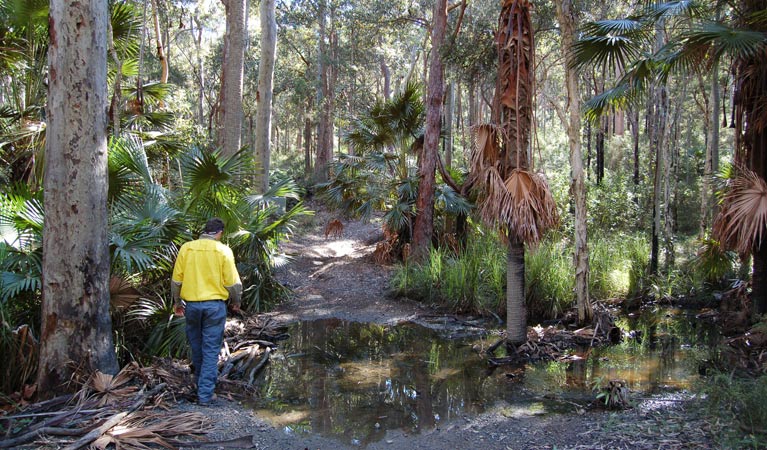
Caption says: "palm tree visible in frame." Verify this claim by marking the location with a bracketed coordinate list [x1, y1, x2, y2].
[572, 0, 767, 312]
[468, 0, 558, 347]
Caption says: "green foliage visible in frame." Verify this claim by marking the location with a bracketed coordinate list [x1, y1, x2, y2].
[526, 240, 572, 319]
[394, 230, 652, 320]
[0, 185, 42, 323]
[126, 295, 188, 359]
[392, 231, 505, 315]
[692, 237, 737, 286]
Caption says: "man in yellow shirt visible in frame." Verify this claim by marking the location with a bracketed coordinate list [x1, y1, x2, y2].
[172, 218, 241, 405]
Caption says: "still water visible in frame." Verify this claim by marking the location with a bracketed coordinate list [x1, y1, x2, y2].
[252, 309, 719, 446]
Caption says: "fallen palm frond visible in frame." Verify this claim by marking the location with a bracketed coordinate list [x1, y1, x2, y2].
[713, 167, 767, 255]
[92, 410, 212, 450]
[86, 363, 140, 407]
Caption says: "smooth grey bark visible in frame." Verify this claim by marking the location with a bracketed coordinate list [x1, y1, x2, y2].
[39, 0, 118, 396]
[217, 0, 247, 157]
[254, 0, 277, 192]
[506, 240, 527, 345]
[555, 0, 592, 324]
[411, 0, 447, 262]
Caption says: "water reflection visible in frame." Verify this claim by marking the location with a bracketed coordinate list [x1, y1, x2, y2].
[252, 310, 718, 445]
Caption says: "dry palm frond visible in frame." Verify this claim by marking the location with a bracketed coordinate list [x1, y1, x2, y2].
[92, 411, 212, 450]
[502, 169, 559, 245]
[713, 168, 767, 255]
[469, 124, 502, 174]
[476, 166, 509, 227]
[87, 363, 140, 406]
[109, 276, 142, 310]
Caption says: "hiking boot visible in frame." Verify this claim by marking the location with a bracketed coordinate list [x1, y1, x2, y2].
[197, 393, 218, 406]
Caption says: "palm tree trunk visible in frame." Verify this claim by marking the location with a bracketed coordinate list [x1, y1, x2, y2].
[506, 239, 527, 346]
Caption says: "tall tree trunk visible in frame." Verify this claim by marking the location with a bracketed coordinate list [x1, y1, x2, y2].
[314, 1, 335, 182]
[555, 0, 592, 324]
[506, 240, 526, 345]
[304, 103, 313, 179]
[411, 0, 447, 262]
[649, 22, 668, 275]
[629, 108, 640, 185]
[39, 0, 118, 396]
[596, 120, 605, 185]
[217, 0, 247, 157]
[254, 0, 277, 192]
[445, 81, 454, 168]
[701, 63, 720, 235]
[150, 0, 168, 84]
[193, 12, 206, 127]
[664, 95, 681, 269]
[381, 56, 391, 100]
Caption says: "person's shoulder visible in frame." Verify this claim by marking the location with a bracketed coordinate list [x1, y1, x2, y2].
[214, 241, 235, 255]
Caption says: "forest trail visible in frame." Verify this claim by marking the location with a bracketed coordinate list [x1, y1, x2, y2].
[268, 205, 427, 324]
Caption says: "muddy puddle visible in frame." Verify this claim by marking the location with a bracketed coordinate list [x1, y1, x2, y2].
[251, 309, 719, 446]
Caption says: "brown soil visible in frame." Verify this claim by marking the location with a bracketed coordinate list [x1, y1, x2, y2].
[175, 205, 718, 449]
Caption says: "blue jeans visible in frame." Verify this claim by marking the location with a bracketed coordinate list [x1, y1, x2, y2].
[184, 300, 226, 403]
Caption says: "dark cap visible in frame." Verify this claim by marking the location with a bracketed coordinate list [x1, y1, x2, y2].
[203, 218, 225, 234]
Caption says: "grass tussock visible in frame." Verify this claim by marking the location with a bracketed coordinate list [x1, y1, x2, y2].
[393, 230, 651, 320]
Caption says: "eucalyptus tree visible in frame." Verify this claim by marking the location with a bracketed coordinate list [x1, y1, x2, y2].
[411, 0, 447, 261]
[38, 0, 118, 395]
[554, 0, 592, 324]
[254, 0, 278, 192]
[217, 0, 247, 157]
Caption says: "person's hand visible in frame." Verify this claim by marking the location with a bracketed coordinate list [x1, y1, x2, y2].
[174, 303, 185, 317]
[229, 303, 241, 315]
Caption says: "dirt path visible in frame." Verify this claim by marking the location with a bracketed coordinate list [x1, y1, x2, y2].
[267, 208, 426, 324]
[177, 208, 717, 449]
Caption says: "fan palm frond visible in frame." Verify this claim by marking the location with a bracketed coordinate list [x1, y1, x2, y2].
[713, 167, 767, 255]
[644, 0, 704, 22]
[501, 170, 559, 245]
[88, 364, 139, 406]
[110, 1, 142, 58]
[435, 184, 472, 217]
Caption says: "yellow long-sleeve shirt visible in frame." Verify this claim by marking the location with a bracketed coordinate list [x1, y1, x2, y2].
[171, 236, 241, 303]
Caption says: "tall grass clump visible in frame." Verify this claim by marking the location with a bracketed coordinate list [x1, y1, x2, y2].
[526, 239, 572, 319]
[392, 231, 505, 315]
[394, 231, 653, 321]
[590, 234, 649, 300]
